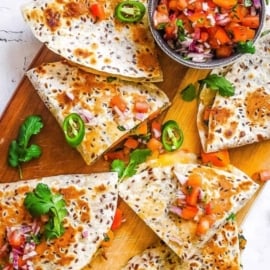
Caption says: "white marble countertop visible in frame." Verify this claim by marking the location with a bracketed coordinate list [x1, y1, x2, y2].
[0, 1, 270, 269]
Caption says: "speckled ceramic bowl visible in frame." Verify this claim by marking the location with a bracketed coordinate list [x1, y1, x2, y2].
[148, 0, 266, 69]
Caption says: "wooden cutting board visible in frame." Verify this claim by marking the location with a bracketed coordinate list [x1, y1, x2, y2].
[0, 45, 269, 269]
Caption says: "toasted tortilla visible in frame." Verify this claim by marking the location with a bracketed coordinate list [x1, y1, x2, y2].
[197, 26, 270, 153]
[122, 221, 241, 270]
[26, 61, 170, 165]
[21, 0, 163, 82]
[118, 153, 258, 262]
[0, 173, 118, 269]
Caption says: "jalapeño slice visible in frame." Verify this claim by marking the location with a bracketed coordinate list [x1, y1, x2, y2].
[115, 1, 146, 23]
[63, 113, 85, 147]
[161, 120, 184, 152]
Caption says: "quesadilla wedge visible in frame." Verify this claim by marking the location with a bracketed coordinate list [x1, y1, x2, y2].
[0, 172, 118, 269]
[122, 221, 241, 270]
[21, 0, 163, 82]
[118, 153, 259, 262]
[26, 61, 170, 165]
[197, 30, 270, 153]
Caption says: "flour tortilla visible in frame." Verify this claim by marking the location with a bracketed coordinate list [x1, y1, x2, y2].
[122, 221, 241, 270]
[21, 0, 163, 82]
[26, 61, 170, 165]
[0, 173, 118, 269]
[119, 153, 258, 262]
[197, 25, 270, 153]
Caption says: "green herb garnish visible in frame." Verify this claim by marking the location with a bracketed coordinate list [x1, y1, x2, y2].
[111, 148, 151, 181]
[180, 83, 197, 101]
[199, 74, 235, 97]
[226, 212, 236, 221]
[8, 115, 44, 179]
[236, 41, 256, 54]
[24, 183, 68, 240]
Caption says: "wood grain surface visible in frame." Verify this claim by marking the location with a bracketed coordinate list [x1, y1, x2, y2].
[0, 46, 269, 269]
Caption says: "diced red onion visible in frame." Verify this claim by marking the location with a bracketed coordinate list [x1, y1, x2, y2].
[22, 250, 37, 261]
[168, 205, 182, 217]
[253, 0, 261, 9]
[152, 127, 161, 139]
[174, 170, 187, 185]
[176, 190, 186, 200]
[82, 230, 89, 238]
[250, 6, 257, 16]
[65, 91, 74, 101]
[135, 112, 145, 121]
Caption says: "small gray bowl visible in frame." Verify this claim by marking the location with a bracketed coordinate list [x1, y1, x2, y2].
[148, 0, 266, 69]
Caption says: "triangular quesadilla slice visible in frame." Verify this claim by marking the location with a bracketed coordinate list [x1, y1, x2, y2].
[0, 172, 118, 269]
[197, 31, 270, 153]
[26, 61, 170, 165]
[21, 0, 163, 82]
[118, 153, 258, 262]
[122, 221, 241, 269]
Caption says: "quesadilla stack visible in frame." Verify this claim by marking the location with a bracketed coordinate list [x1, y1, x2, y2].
[122, 221, 241, 270]
[118, 152, 259, 262]
[197, 28, 270, 153]
[26, 61, 170, 165]
[0, 172, 118, 269]
[21, 0, 163, 82]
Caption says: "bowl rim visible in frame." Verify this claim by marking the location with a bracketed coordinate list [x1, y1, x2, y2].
[148, 0, 266, 69]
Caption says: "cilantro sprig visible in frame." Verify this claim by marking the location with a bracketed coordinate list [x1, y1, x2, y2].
[8, 115, 44, 179]
[199, 74, 235, 97]
[111, 148, 151, 182]
[24, 183, 68, 240]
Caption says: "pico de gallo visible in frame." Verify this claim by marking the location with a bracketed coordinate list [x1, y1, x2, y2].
[153, 0, 262, 62]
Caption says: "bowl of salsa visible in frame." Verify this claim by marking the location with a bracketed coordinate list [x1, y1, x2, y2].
[148, 0, 266, 69]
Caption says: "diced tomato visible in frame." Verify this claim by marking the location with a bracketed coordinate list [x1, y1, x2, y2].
[186, 186, 200, 206]
[111, 208, 123, 231]
[213, 26, 231, 45]
[151, 120, 162, 138]
[133, 121, 148, 135]
[168, 0, 188, 10]
[230, 5, 248, 22]
[201, 149, 230, 167]
[134, 97, 150, 113]
[104, 150, 125, 161]
[147, 137, 163, 152]
[110, 95, 127, 112]
[89, 3, 106, 20]
[215, 45, 233, 58]
[196, 216, 211, 236]
[200, 31, 209, 42]
[164, 21, 178, 40]
[204, 202, 213, 215]
[212, 0, 237, 9]
[242, 15, 260, 29]
[187, 0, 203, 10]
[180, 205, 198, 219]
[124, 138, 139, 150]
[186, 174, 202, 187]
[7, 229, 25, 248]
[189, 12, 210, 28]
[231, 25, 255, 42]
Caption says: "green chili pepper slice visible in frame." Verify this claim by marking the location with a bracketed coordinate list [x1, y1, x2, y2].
[63, 113, 85, 147]
[161, 120, 184, 152]
[115, 1, 146, 23]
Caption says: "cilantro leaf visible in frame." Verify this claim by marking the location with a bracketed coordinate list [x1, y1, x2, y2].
[8, 115, 43, 179]
[199, 74, 235, 97]
[24, 183, 68, 240]
[111, 159, 126, 177]
[226, 212, 236, 221]
[180, 83, 197, 101]
[236, 41, 255, 54]
[18, 115, 44, 148]
[111, 149, 151, 181]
